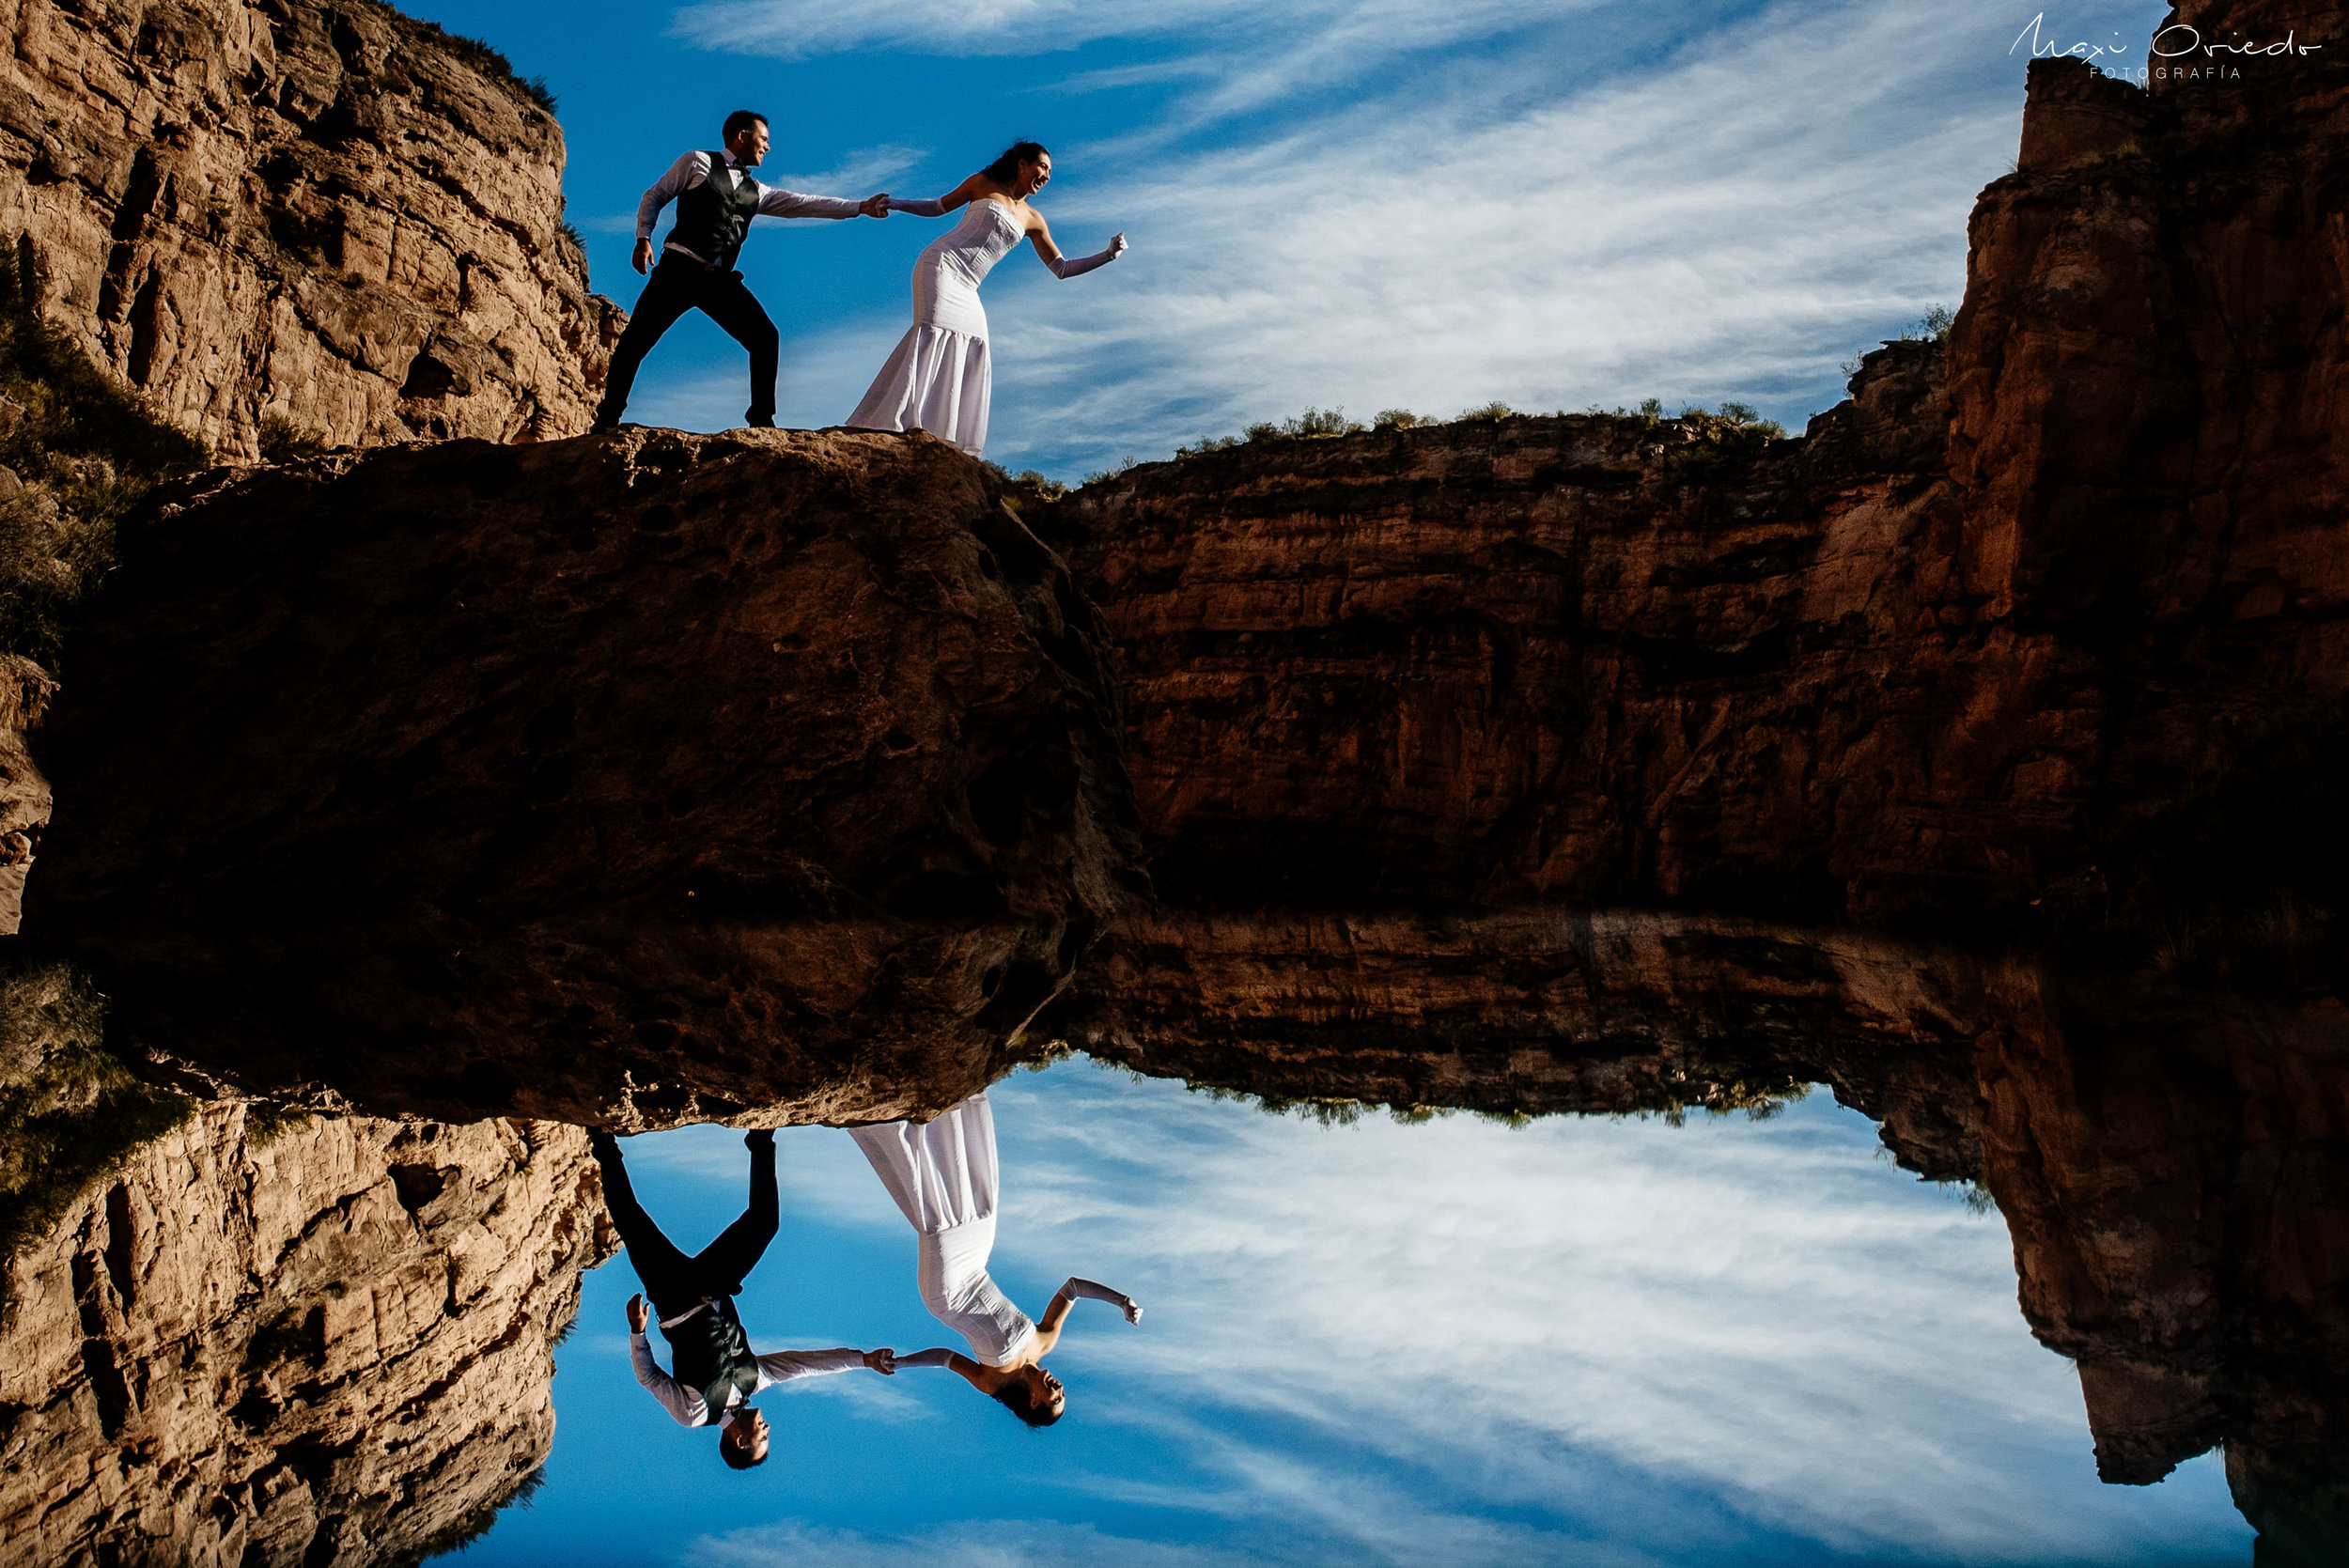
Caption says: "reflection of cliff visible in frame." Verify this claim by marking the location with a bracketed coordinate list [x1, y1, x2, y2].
[32, 430, 1143, 1127]
[0, 0, 619, 454]
[1975, 992, 2349, 1561]
[0, 1104, 612, 1565]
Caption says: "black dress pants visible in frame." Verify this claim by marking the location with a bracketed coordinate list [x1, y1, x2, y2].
[591, 1133, 778, 1320]
[599, 254, 781, 427]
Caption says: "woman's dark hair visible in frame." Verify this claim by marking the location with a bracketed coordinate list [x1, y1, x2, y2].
[719, 1425, 769, 1468]
[990, 1378, 1064, 1428]
[723, 110, 770, 142]
[982, 141, 1050, 185]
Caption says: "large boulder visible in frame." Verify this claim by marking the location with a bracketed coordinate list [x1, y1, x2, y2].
[29, 427, 1144, 1126]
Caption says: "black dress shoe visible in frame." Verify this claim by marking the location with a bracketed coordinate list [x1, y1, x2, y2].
[744, 1127, 776, 1150]
[588, 1127, 622, 1158]
[745, 415, 776, 429]
[589, 412, 622, 434]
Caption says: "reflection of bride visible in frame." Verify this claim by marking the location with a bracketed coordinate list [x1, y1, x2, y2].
[849, 1090, 1141, 1426]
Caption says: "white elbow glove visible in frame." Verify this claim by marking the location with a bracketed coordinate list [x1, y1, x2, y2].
[888, 196, 948, 216]
[1048, 233, 1128, 279]
[894, 1347, 957, 1369]
[1060, 1277, 1143, 1324]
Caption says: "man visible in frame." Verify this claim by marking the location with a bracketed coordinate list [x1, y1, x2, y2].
[593, 110, 891, 432]
[589, 1128, 896, 1468]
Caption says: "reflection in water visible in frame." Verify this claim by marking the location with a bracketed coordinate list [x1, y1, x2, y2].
[0, 1105, 610, 1565]
[848, 1091, 1144, 1425]
[453, 1062, 2249, 1566]
[1976, 996, 2349, 1562]
[587, 1127, 895, 1467]
[2, 977, 2336, 1562]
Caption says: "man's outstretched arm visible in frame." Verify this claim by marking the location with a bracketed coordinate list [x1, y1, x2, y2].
[755, 1346, 898, 1386]
[627, 1293, 707, 1427]
[755, 187, 892, 221]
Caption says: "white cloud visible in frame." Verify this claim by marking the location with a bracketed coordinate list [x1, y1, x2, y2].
[687, 1515, 1270, 1567]
[770, 144, 933, 197]
[943, 1067, 2241, 1562]
[670, 0, 1570, 66]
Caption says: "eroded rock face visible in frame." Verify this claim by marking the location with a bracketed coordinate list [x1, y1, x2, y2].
[31, 428, 1143, 1127]
[1970, 986, 2349, 1557]
[1041, 29, 2349, 930]
[0, 1105, 612, 1567]
[1050, 906, 1988, 1177]
[0, 0, 619, 456]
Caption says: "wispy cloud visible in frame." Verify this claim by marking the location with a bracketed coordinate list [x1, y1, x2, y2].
[657, 0, 2164, 477]
[942, 1068, 2239, 1562]
[770, 144, 932, 196]
[670, 0, 1568, 66]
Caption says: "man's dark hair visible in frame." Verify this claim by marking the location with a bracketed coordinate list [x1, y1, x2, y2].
[982, 141, 1050, 184]
[723, 111, 770, 143]
[990, 1379, 1063, 1428]
[719, 1425, 768, 1468]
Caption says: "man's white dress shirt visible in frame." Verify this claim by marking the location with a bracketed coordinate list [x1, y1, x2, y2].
[636, 149, 863, 263]
[630, 1328, 865, 1429]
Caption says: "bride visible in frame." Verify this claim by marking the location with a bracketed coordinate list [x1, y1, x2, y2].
[848, 1090, 1142, 1426]
[844, 141, 1128, 458]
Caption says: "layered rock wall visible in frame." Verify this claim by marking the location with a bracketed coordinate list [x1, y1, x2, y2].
[0, 1105, 612, 1566]
[0, 0, 619, 456]
[31, 428, 1143, 1127]
[1042, 5, 2349, 929]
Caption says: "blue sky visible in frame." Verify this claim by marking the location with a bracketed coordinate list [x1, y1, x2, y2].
[447, 1063, 2248, 1566]
[405, 0, 2170, 479]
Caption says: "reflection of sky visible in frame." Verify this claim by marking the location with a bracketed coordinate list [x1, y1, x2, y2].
[448, 1063, 2248, 1565]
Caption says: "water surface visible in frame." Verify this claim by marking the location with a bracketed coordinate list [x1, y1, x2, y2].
[447, 1062, 2248, 1566]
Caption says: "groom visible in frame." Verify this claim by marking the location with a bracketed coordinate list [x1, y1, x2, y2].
[592, 110, 891, 432]
[589, 1128, 897, 1469]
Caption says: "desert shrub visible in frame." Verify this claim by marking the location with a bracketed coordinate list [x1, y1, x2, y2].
[0, 961, 195, 1281]
[0, 253, 209, 667]
[1457, 400, 1517, 423]
[1373, 409, 1424, 430]
[257, 413, 329, 464]
[984, 462, 1069, 513]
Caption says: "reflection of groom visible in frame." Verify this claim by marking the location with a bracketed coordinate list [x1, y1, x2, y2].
[593, 110, 889, 432]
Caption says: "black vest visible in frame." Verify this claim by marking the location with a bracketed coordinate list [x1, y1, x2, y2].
[665, 153, 763, 270]
[662, 1296, 760, 1421]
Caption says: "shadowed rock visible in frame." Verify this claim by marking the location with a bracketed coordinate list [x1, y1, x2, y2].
[28, 428, 1144, 1126]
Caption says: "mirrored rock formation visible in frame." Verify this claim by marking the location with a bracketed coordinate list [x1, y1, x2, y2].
[0, 1105, 610, 1565]
[30, 429, 1143, 1129]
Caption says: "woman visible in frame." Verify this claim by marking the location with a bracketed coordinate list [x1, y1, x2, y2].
[845, 141, 1128, 457]
[848, 1090, 1142, 1426]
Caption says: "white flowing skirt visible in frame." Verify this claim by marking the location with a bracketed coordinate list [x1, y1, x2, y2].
[848, 1092, 1034, 1366]
[845, 261, 993, 456]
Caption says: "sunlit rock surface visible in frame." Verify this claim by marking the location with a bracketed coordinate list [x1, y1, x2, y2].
[0, 1105, 610, 1566]
[30, 428, 1143, 1127]
[0, 0, 620, 455]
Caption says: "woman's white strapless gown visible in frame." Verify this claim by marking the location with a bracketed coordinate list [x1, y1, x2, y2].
[848, 1091, 1037, 1367]
[845, 200, 1025, 458]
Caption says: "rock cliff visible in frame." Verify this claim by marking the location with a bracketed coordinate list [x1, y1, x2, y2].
[1038, 9, 2349, 932]
[30, 427, 1143, 1127]
[0, 1104, 612, 1566]
[0, 0, 618, 457]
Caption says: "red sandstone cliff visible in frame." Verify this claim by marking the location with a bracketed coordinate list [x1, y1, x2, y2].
[0, 1105, 612, 1565]
[29, 428, 1143, 1127]
[0, 0, 619, 456]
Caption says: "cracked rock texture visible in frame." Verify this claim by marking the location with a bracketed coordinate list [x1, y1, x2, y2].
[0, 0, 619, 457]
[31, 428, 1143, 1127]
[0, 1105, 611, 1567]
